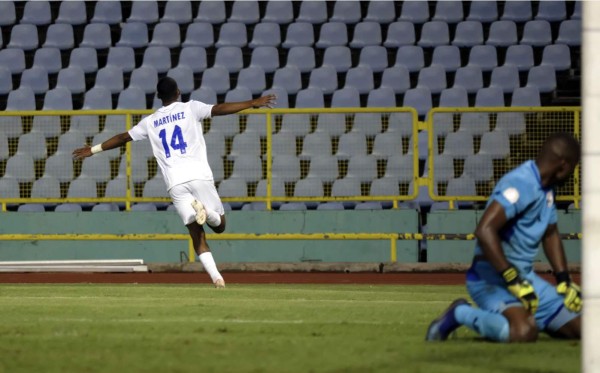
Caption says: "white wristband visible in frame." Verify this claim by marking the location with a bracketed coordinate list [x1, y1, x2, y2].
[91, 144, 103, 154]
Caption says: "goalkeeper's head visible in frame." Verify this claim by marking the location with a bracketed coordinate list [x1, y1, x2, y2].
[156, 77, 180, 104]
[536, 132, 581, 187]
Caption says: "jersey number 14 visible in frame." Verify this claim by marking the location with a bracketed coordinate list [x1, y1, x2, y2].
[159, 125, 187, 158]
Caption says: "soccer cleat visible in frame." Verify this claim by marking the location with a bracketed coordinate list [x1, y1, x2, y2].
[214, 278, 226, 288]
[425, 298, 470, 341]
[191, 199, 206, 225]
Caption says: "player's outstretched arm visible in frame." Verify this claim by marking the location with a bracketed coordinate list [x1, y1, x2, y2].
[72, 132, 133, 160]
[543, 224, 582, 312]
[211, 94, 277, 116]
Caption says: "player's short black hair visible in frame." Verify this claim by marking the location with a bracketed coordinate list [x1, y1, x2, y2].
[156, 77, 178, 101]
[540, 132, 581, 164]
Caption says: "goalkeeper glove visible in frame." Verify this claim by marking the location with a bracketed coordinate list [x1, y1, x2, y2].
[555, 271, 582, 313]
[502, 266, 539, 314]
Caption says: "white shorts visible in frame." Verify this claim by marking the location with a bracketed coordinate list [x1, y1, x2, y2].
[169, 180, 225, 225]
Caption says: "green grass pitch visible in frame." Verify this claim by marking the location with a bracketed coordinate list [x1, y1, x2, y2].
[0, 284, 579, 373]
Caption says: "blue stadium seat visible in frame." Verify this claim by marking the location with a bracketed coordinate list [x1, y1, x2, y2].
[431, 46, 462, 72]
[344, 66, 375, 94]
[364, 1, 396, 24]
[535, 0, 567, 22]
[215, 22, 247, 48]
[250, 46, 280, 73]
[94, 65, 124, 94]
[314, 114, 346, 137]
[20, 1, 51, 25]
[116, 22, 148, 49]
[281, 22, 314, 48]
[466, 1, 498, 23]
[32, 48, 60, 74]
[555, 20, 581, 46]
[68, 48, 98, 74]
[541, 44, 571, 71]
[248, 22, 281, 48]
[474, 86, 505, 107]
[279, 114, 311, 137]
[349, 22, 382, 48]
[182, 22, 214, 48]
[520, 20, 552, 47]
[418, 21, 450, 47]
[479, 131, 510, 159]
[527, 65, 557, 93]
[296, 1, 327, 24]
[300, 133, 332, 160]
[453, 65, 484, 94]
[149, 22, 181, 48]
[0, 66, 12, 95]
[501, 1, 532, 22]
[295, 87, 325, 108]
[467, 45, 498, 72]
[263, 1, 293, 24]
[495, 113, 526, 136]
[285, 46, 315, 73]
[383, 21, 416, 48]
[127, 1, 159, 23]
[351, 113, 383, 136]
[416, 65, 447, 94]
[486, 20, 518, 47]
[225, 87, 253, 103]
[403, 87, 432, 118]
[91, 1, 122, 24]
[372, 133, 403, 160]
[214, 46, 244, 73]
[323, 46, 352, 73]
[7, 24, 38, 50]
[367, 87, 397, 107]
[346, 155, 378, 182]
[229, 156, 263, 183]
[459, 113, 491, 136]
[316, 22, 348, 48]
[177, 46, 207, 74]
[195, 1, 226, 24]
[504, 45, 534, 72]
[191, 86, 217, 105]
[331, 87, 361, 108]
[335, 132, 367, 160]
[79, 23, 111, 49]
[272, 155, 301, 182]
[56, 1, 87, 25]
[462, 154, 494, 182]
[398, 1, 429, 24]
[490, 65, 520, 94]
[237, 66, 266, 95]
[161, 1, 192, 24]
[43, 24, 75, 50]
[452, 21, 484, 47]
[511, 86, 541, 107]
[141, 46, 172, 74]
[394, 46, 425, 72]
[6, 86, 36, 110]
[439, 87, 469, 107]
[432, 1, 464, 23]
[0, 1, 16, 26]
[106, 47, 135, 74]
[380, 66, 411, 94]
[306, 156, 339, 183]
[20, 66, 49, 95]
[358, 46, 389, 73]
[308, 65, 337, 95]
[229, 1, 260, 24]
[43, 86, 73, 110]
[442, 131, 474, 159]
[129, 66, 159, 94]
[4, 154, 35, 182]
[272, 66, 302, 95]
[116, 86, 146, 109]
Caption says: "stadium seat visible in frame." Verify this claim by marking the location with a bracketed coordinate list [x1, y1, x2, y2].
[430, 154, 455, 183]
[495, 112, 526, 136]
[167, 66, 195, 94]
[149, 22, 181, 48]
[306, 156, 339, 183]
[330, 1, 361, 23]
[431, 46, 462, 72]
[418, 21, 450, 47]
[279, 114, 311, 137]
[225, 87, 253, 103]
[452, 21, 484, 47]
[4, 154, 35, 183]
[229, 1, 259, 24]
[467, 45, 498, 72]
[79, 156, 112, 182]
[335, 133, 367, 160]
[106, 47, 135, 74]
[161, 1, 192, 24]
[351, 113, 383, 137]
[0, 177, 19, 199]
[294, 178, 325, 198]
[215, 22, 247, 48]
[466, 1, 498, 23]
[282, 22, 314, 48]
[116, 87, 146, 109]
[314, 113, 346, 137]
[55, 132, 86, 156]
[209, 115, 240, 137]
[474, 86, 505, 107]
[116, 22, 149, 49]
[18, 204, 46, 212]
[431, 113, 453, 138]
[295, 87, 325, 108]
[79, 23, 111, 49]
[182, 22, 214, 48]
[316, 202, 345, 210]
[344, 66, 375, 94]
[279, 202, 308, 211]
[445, 176, 477, 199]
[323, 46, 352, 73]
[127, 1, 159, 23]
[43, 24, 75, 50]
[228, 133, 261, 160]
[398, 1, 429, 24]
[501, 1, 532, 22]
[520, 20, 552, 47]
[262, 1, 294, 24]
[91, 1, 122, 24]
[195, 1, 225, 24]
[255, 178, 286, 197]
[214, 47, 244, 73]
[243, 114, 268, 136]
[250, 46, 280, 73]
[490, 65, 520, 94]
[141, 46, 172, 74]
[367, 87, 397, 107]
[92, 203, 120, 212]
[229, 156, 263, 183]
[142, 178, 169, 198]
[331, 178, 362, 199]
[81, 86, 112, 110]
[571, 1, 582, 20]
[370, 176, 401, 198]
[403, 87, 432, 118]
[68, 48, 98, 74]
[371, 132, 403, 160]
[315, 22, 348, 48]
[190, 86, 217, 105]
[346, 155, 378, 183]
[307, 65, 338, 95]
[237, 66, 266, 95]
[0, 1, 16, 26]
[55, 204, 83, 212]
[94, 65, 124, 94]
[300, 132, 332, 160]
[383, 21, 416, 48]
[7, 24, 38, 51]
[432, 1, 464, 23]
[20, 1, 52, 25]
[541, 44, 571, 71]
[31, 48, 60, 74]
[201, 66, 230, 94]
[248, 23, 281, 48]
[263, 87, 289, 108]
[6, 86, 36, 110]
[439, 86, 469, 107]
[511, 86, 541, 107]
[272, 66, 302, 95]
[416, 65, 447, 94]
[56, 66, 86, 94]
[91, 132, 121, 160]
[349, 22, 382, 48]
[486, 20, 518, 47]
[20, 66, 49, 95]
[129, 66, 159, 94]
[555, 20, 581, 46]
[504, 45, 534, 72]
[43, 86, 73, 110]
[462, 154, 494, 182]
[459, 112, 491, 136]
[285, 46, 315, 73]
[527, 65, 557, 93]
[535, 0, 567, 22]
[271, 155, 301, 182]
[331, 87, 361, 108]
[358, 46, 389, 73]
[394, 46, 425, 72]
[380, 66, 410, 94]
[364, 1, 396, 23]
[479, 131, 510, 159]
[296, 1, 327, 24]
[0, 66, 11, 95]
[442, 131, 474, 159]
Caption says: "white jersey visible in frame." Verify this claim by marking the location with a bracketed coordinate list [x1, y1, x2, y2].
[128, 100, 214, 190]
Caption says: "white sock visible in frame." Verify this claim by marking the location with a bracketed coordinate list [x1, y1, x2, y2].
[199, 252, 223, 283]
[206, 208, 221, 227]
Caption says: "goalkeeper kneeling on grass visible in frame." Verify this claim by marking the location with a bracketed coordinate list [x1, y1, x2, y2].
[426, 133, 582, 343]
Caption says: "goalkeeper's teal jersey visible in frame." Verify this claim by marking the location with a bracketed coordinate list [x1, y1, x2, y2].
[474, 160, 558, 273]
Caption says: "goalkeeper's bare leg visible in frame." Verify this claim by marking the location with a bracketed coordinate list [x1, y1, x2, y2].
[187, 222, 225, 288]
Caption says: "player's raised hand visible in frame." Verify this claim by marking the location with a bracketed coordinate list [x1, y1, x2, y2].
[555, 272, 582, 312]
[72, 145, 93, 160]
[251, 94, 276, 109]
[502, 267, 539, 314]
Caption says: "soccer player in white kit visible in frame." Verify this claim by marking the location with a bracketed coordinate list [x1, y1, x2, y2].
[73, 77, 276, 287]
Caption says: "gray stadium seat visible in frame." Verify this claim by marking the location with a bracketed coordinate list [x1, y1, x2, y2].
[403, 87, 432, 118]
[0, 66, 12, 94]
[467, 1, 498, 23]
[229, 1, 259, 24]
[300, 133, 332, 160]
[555, 20, 581, 46]
[225, 87, 253, 103]
[520, 20, 552, 47]
[131, 203, 158, 212]
[161, 1, 192, 24]
[296, 1, 327, 24]
[215, 22, 247, 48]
[149, 22, 181, 48]
[354, 202, 383, 210]
[55, 204, 83, 212]
[383, 21, 416, 48]
[331, 87, 361, 108]
[55, 132, 86, 156]
[381, 66, 410, 94]
[495, 112, 526, 136]
[68, 48, 98, 74]
[474, 87, 505, 107]
[467, 45, 498, 72]
[273, 66, 302, 95]
[262, 87, 289, 108]
[331, 178, 362, 197]
[399, 1, 429, 24]
[43, 24, 75, 50]
[20, 66, 49, 95]
[281, 22, 314, 48]
[417, 65, 447, 94]
[31, 176, 61, 199]
[349, 22, 382, 48]
[307, 65, 338, 95]
[229, 156, 263, 183]
[91, 1, 122, 24]
[195, 1, 225, 24]
[323, 46, 352, 73]
[56, 66, 86, 94]
[367, 87, 397, 107]
[201, 66, 231, 94]
[141, 46, 172, 74]
[504, 45, 534, 72]
[511, 86, 541, 107]
[255, 178, 286, 197]
[316, 202, 345, 210]
[248, 22, 281, 48]
[535, 0, 567, 22]
[4, 154, 35, 183]
[92, 203, 120, 212]
[306, 155, 339, 183]
[330, 1, 362, 24]
[142, 177, 169, 198]
[394, 46, 425, 72]
[429, 154, 455, 183]
[271, 155, 301, 182]
[117, 87, 146, 109]
[228, 133, 261, 160]
[442, 131, 474, 159]
[218, 179, 247, 209]
[250, 46, 280, 73]
[7, 24, 38, 50]
[541, 44, 571, 71]
[439, 86, 469, 107]
[294, 178, 325, 198]
[279, 114, 311, 137]
[479, 131, 510, 159]
[129, 66, 159, 94]
[346, 155, 378, 182]
[243, 114, 268, 137]
[295, 87, 324, 108]
[445, 176, 477, 198]
[55, 1, 86, 25]
[236, 66, 266, 95]
[358, 46, 389, 73]
[385, 154, 415, 183]
[418, 21, 450, 47]
[501, 1, 532, 22]
[127, 1, 159, 24]
[32, 48, 60, 74]
[18, 204, 46, 212]
[190, 86, 217, 105]
[571, 1, 581, 20]
[452, 21, 484, 47]
[182, 22, 214, 48]
[486, 21, 518, 47]
[214, 46, 244, 73]
[315, 22, 348, 48]
[279, 202, 307, 211]
[263, 1, 293, 24]
[370, 177, 399, 197]
[490, 65, 520, 94]
[20, 1, 51, 25]
[209, 115, 240, 137]
[364, 1, 396, 24]
[335, 132, 367, 160]
[116, 22, 149, 49]
[431, 46, 462, 72]
[463, 154, 494, 182]
[459, 113, 491, 136]
[372, 132, 403, 160]
[178, 46, 207, 73]
[314, 113, 347, 137]
[344, 66, 375, 94]
[167, 66, 195, 95]
[0, 178, 19, 198]
[527, 65, 557, 93]
[432, 1, 464, 23]
[94, 65, 124, 94]
[6, 86, 36, 110]
[351, 113, 383, 136]
[107, 47, 135, 74]
[0, 1, 16, 26]
[79, 23, 112, 49]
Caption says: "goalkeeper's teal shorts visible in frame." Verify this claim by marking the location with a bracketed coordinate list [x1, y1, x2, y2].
[466, 259, 580, 332]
